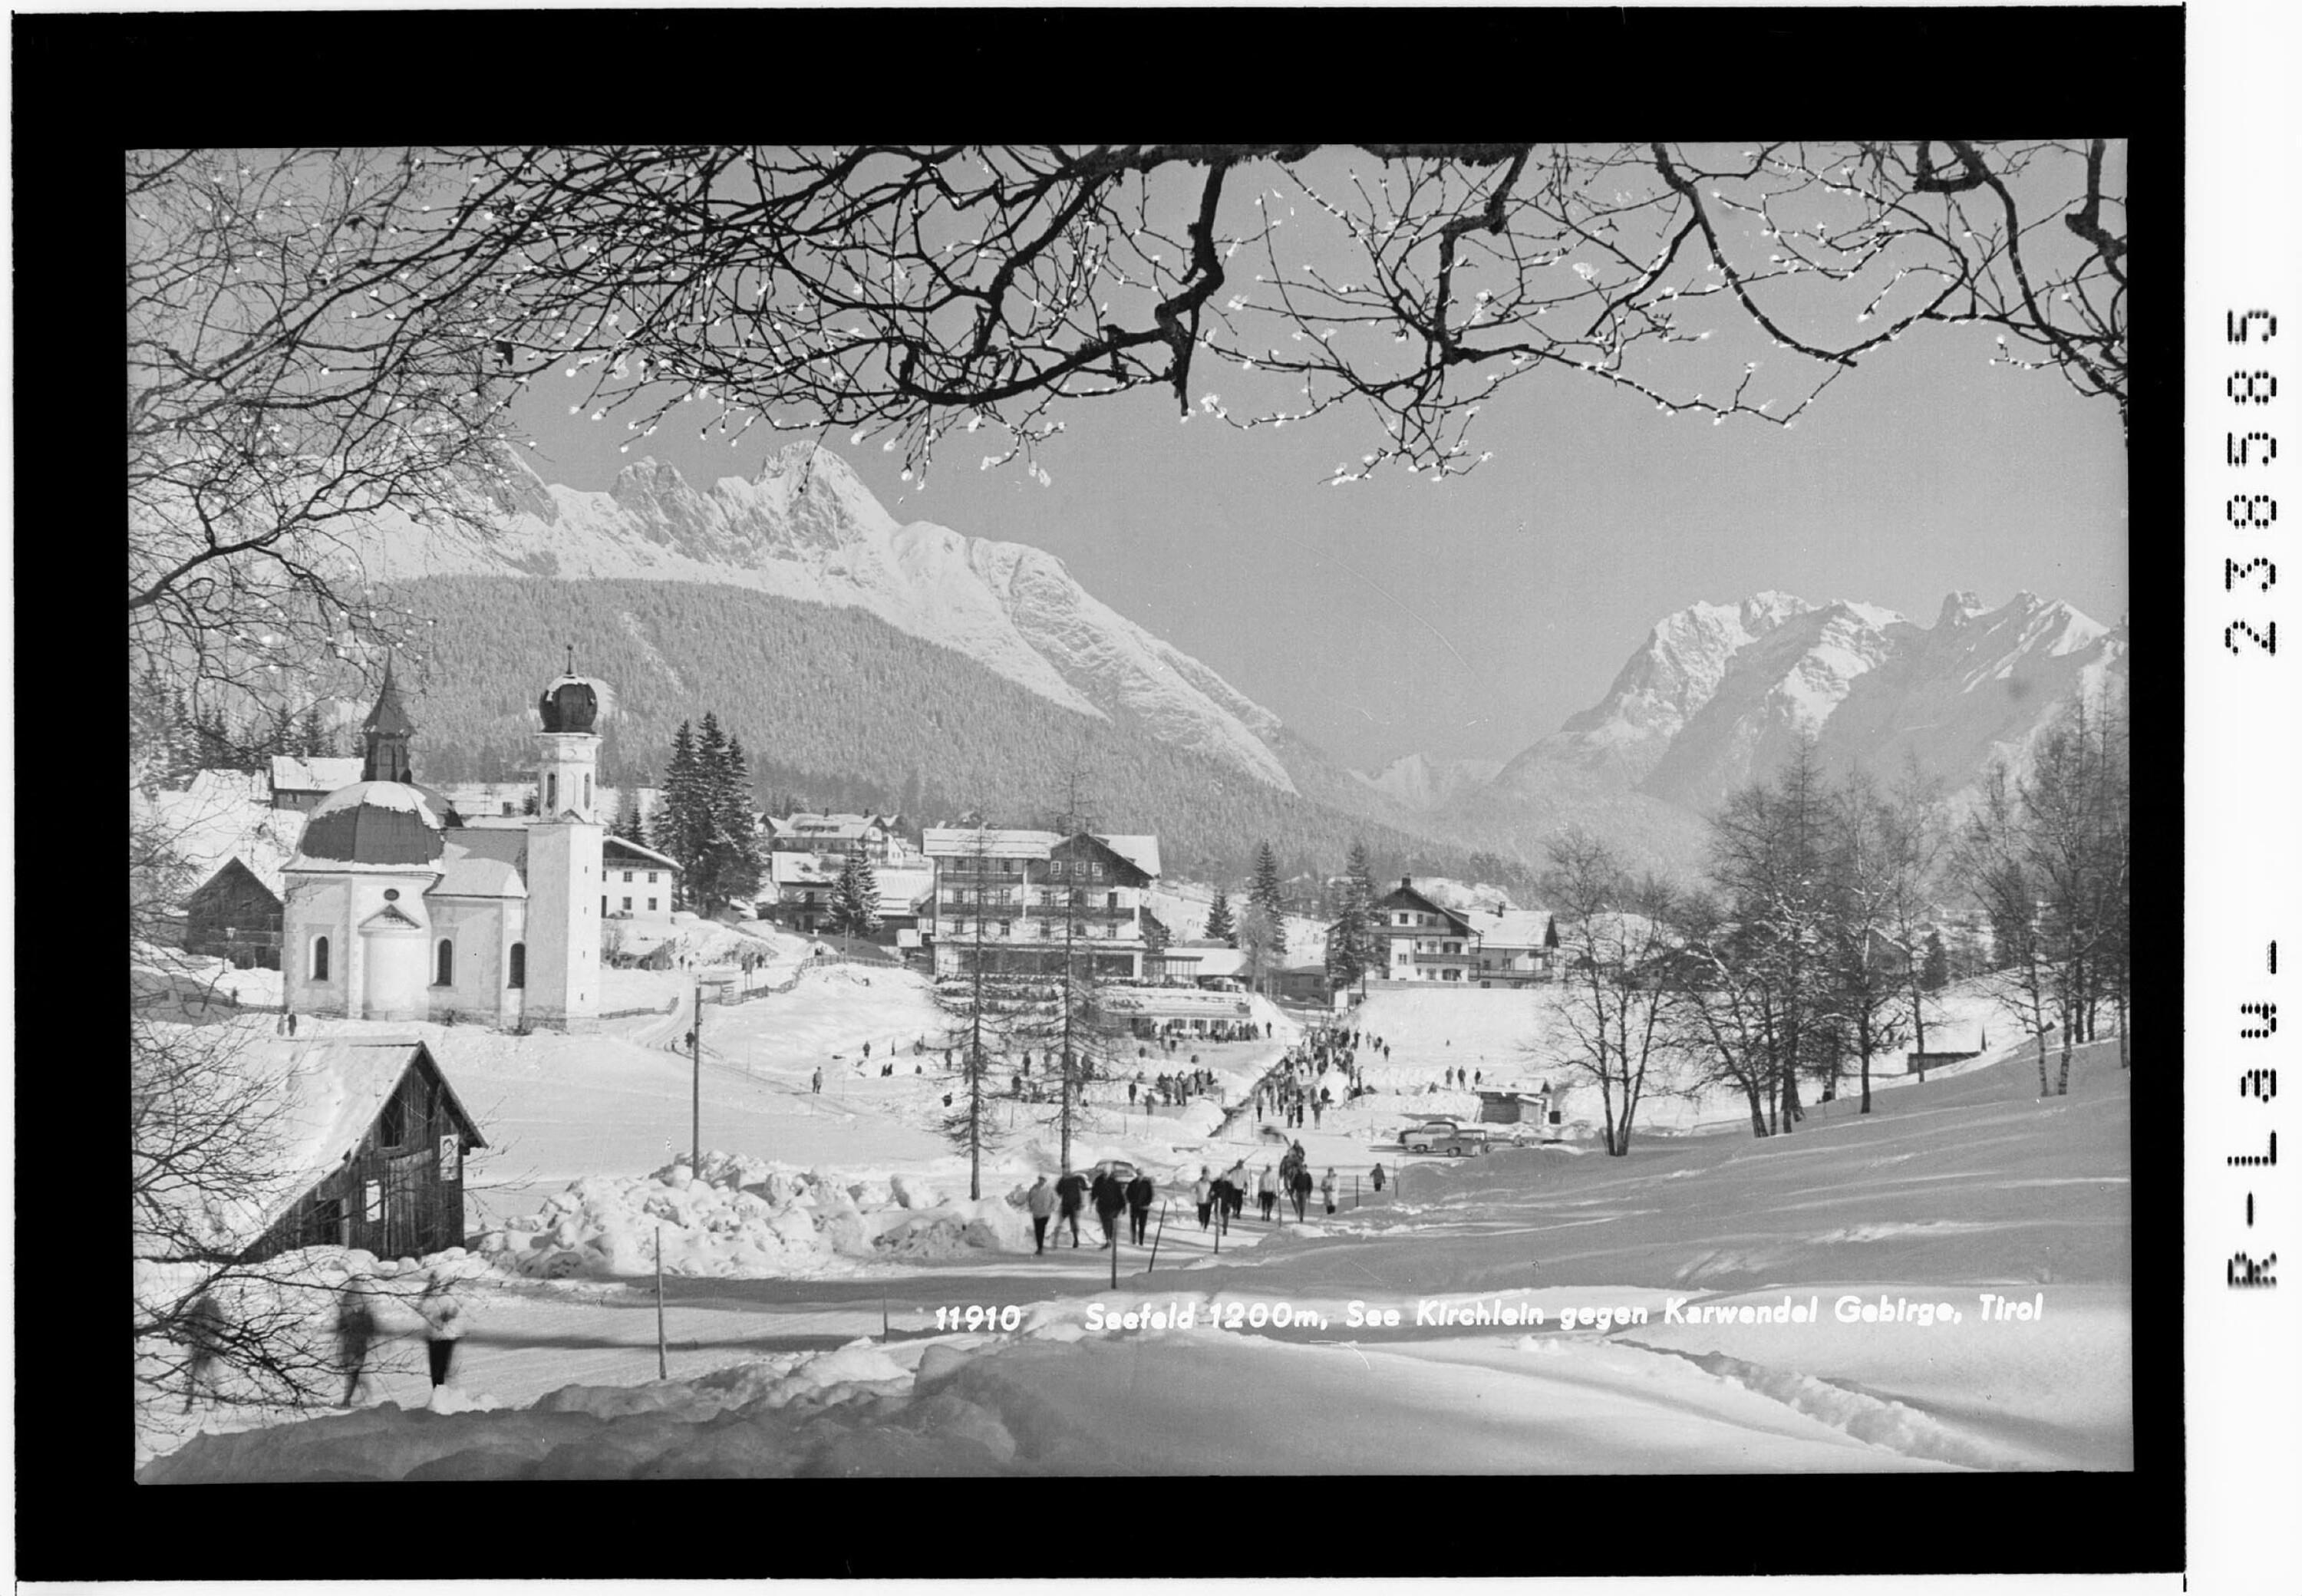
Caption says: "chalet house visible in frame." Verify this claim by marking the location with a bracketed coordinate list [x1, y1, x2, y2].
[763, 853, 935, 935]
[1467, 908, 1558, 987]
[1368, 878, 1479, 983]
[602, 835, 683, 922]
[921, 827, 1162, 981]
[765, 812, 918, 866]
[183, 857, 285, 970]
[140, 1037, 489, 1265]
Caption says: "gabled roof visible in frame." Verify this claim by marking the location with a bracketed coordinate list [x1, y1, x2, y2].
[1051, 832, 1153, 886]
[186, 856, 284, 911]
[138, 1037, 486, 1255]
[1471, 909, 1554, 950]
[603, 835, 681, 873]
[1370, 880, 1473, 933]
[359, 902, 424, 930]
[430, 852, 526, 899]
[1096, 834, 1162, 879]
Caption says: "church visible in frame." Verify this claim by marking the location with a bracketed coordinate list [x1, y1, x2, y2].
[281, 656, 608, 1031]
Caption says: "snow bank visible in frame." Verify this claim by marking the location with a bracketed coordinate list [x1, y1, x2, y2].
[141, 1336, 1021, 1482]
[472, 1151, 1032, 1280]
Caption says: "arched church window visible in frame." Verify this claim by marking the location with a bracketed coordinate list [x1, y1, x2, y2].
[547, 773, 559, 811]
[312, 936, 330, 981]
[585, 773, 593, 810]
[508, 942, 526, 989]
[436, 938, 456, 987]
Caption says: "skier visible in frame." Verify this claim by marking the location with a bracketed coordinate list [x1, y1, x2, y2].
[1126, 1169, 1156, 1245]
[1056, 1169, 1088, 1247]
[335, 1275, 378, 1406]
[1027, 1175, 1056, 1255]
[417, 1271, 468, 1391]
[1321, 1167, 1339, 1215]
[1192, 1168, 1214, 1231]
[1258, 1164, 1279, 1222]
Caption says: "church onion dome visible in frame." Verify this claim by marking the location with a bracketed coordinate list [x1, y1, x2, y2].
[293, 780, 448, 867]
[538, 672, 601, 734]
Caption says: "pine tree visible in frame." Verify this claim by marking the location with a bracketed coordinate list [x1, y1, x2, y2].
[1250, 841, 1288, 960]
[1921, 930, 1951, 992]
[613, 785, 645, 845]
[1204, 884, 1236, 946]
[849, 849, 881, 935]
[296, 704, 328, 758]
[698, 729, 765, 911]
[653, 720, 704, 906]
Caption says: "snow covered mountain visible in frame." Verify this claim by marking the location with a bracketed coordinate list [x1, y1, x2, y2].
[358, 445, 1301, 794]
[1353, 752, 1506, 813]
[1440, 589, 2128, 862]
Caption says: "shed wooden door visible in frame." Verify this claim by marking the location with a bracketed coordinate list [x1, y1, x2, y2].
[384, 1152, 427, 1258]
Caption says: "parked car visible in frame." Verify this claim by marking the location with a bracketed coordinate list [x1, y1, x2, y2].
[1090, 1159, 1140, 1186]
[1400, 1119, 1459, 1153]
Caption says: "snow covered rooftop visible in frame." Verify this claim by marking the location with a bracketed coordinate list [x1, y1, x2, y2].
[603, 835, 681, 873]
[269, 756, 363, 796]
[922, 827, 1060, 859]
[1097, 834, 1162, 879]
[308, 780, 446, 825]
[1470, 909, 1553, 949]
[430, 852, 526, 899]
[140, 1036, 483, 1254]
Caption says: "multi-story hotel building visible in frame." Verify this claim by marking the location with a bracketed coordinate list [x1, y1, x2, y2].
[921, 827, 1161, 981]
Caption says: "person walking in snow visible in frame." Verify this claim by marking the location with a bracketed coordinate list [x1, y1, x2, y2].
[335, 1275, 378, 1406]
[1128, 1080, 1138, 1106]
[1056, 1169, 1088, 1247]
[811, 1067, 823, 1094]
[1311, 1099, 1323, 1129]
[1091, 1170, 1126, 1249]
[180, 1291, 229, 1411]
[1258, 1164, 1279, 1222]
[863, 1040, 872, 1059]
[1192, 1168, 1214, 1231]
[1027, 1175, 1056, 1255]
[1370, 1162, 1386, 1194]
[1289, 1162, 1314, 1222]
[1126, 1170, 1156, 1245]
[417, 1271, 468, 1390]
[1321, 1167, 1338, 1215]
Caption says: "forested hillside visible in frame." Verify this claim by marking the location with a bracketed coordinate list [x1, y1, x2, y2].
[387, 577, 1466, 883]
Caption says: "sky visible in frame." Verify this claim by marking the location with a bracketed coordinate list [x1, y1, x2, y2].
[503, 155, 2129, 776]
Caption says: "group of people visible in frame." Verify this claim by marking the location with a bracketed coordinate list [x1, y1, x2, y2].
[1024, 1166, 1157, 1252]
[176, 1269, 471, 1413]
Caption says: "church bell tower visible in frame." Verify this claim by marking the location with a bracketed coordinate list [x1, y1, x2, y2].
[526, 646, 602, 1032]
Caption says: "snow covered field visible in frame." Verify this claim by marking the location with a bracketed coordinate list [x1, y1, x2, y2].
[141, 955, 2132, 1479]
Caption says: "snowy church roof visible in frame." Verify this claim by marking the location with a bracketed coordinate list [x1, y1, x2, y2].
[293, 780, 448, 869]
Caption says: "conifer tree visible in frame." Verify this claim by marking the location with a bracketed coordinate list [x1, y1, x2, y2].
[1250, 841, 1288, 959]
[1921, 931, 1951, 992]
[1204, 884, 1236, 946]
[296, 705, 328, 759]
[696, 729, 765, 911]
[653, 721, 705, 906]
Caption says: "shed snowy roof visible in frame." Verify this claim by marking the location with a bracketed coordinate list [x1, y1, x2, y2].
[138, 1037, 484, 1253]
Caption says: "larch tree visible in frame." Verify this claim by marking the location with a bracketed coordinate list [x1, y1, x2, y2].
[1538, 829, 1680, 1155]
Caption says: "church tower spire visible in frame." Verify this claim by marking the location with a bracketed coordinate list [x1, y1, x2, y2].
[361, 656, 417, 783]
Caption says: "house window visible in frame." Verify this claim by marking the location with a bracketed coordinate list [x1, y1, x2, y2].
[547, 773, 559, 810]
[648, 872, 658, 884]
[1107, 892, 1119, 909]
[312, 935, 330, 981]
[508, 943, 526, 988]
[648, 898, 658, 912]
[624, 871, 634, 883]
[435, 938, 455, 987]
[623, 897, 633, 912]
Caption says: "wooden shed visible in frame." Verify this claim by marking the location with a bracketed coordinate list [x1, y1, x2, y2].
[241, 1038, 488, 1264]
[183, 856, 284, 970]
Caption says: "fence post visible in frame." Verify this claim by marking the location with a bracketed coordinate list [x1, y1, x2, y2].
[655, 1225, 668, 1380]
[1146, 1200, 1169, 1274]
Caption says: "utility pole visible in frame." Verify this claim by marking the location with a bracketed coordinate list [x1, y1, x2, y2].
[691, 981, 702, 1171]
[655, 1225, 668, 1380]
